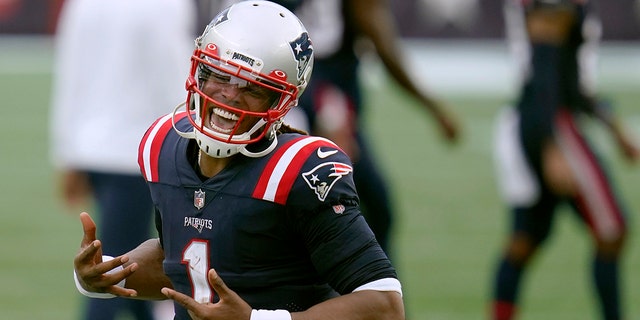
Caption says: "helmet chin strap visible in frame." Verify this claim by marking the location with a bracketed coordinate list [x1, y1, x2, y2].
[171, 102, 196, 139]
[239, 119, 281, 158]
[172, 100, 281, 158]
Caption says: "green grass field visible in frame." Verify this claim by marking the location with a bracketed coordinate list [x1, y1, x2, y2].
[0, 38, 638, 319]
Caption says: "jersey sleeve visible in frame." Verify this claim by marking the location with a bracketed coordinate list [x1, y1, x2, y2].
[284, 140, 397, 294]
[293, 202, 397, 295]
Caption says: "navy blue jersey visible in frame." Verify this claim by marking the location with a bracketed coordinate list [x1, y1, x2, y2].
[138, 112, 396, 319]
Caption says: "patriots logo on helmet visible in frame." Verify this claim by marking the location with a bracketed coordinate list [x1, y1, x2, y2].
[213, 8, 230, 26]
[199, 8, 229, 45]
[302, 161, 353, 202]
[289, 32, 313, 81]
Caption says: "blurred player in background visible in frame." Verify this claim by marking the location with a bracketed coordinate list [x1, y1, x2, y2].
[491, 0, 639, 319]
[215, 0, 461, 255]
[49, 0, 195, 319]
[293, 0, 461, 255]
[71, 2, 404, 319]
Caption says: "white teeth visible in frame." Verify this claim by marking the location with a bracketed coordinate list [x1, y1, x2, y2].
[213, 108, 239, 121]
[209, 122, 232, 133]
[209, 108, 237, 133]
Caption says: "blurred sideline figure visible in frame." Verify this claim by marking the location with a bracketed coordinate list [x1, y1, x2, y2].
[49, 0, 195, 319]
[491, 0, 639, 319]
[216, 0, 461, 256]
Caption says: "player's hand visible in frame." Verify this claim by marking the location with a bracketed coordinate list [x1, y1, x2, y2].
[73, 212, 138, 297]
[161, 268, 252, 320]
[59, 170, 92, 209]
[435, 109, 461, 143]
[614, 129, 640, 164]
[423, 99, 461, 144]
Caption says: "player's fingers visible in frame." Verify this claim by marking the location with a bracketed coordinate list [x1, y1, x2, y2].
[205, 268, 251, 317]
[81, 260, 138, 294]
[74, 239, 101, 268]
[207, 268, 233, 300]
[75, 244, 127, 277]
[94, 255, 131, 275]
[78, 212, 107, 265]
[107, 285, 138, 298]
[103, 262, 139, 297]
[162, 287, 203, 311]
[79, 212, 97, 245]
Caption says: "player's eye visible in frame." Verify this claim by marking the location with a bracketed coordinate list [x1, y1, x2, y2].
[244, 83, 269, 98]
[198, 65, 230, 84]
[245, 82, 280, 107]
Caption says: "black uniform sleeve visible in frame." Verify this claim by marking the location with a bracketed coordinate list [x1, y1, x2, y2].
[286, 146, 397, 294]
[289, 201, 396, 294]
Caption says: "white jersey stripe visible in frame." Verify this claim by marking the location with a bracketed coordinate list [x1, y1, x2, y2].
[142, 113, 173, 181]
[262, 136, 333, 202]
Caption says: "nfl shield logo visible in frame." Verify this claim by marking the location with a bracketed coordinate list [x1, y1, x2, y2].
[194, 189, 206, 210]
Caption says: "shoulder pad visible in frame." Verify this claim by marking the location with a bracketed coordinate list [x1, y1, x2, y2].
[252, 135, 351, 205]
[138, 111, 190, 182]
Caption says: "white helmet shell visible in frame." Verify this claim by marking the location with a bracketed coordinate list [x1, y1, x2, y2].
[175, 0, 314, 158]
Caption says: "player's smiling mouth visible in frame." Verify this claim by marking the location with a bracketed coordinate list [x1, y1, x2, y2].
[209, 107, 239, 134]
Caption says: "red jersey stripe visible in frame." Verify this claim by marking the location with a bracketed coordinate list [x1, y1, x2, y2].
[253, 136, 339, 205]
[139, 111, 189, 182]
[273, 139, 339, 204]
[253, 136, 308, 199]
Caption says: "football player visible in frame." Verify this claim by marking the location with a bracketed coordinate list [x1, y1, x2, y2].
[491, 0, 639, 319]
[72, 2, 404, 320]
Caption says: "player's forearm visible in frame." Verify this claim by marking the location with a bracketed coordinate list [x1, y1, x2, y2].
[350, 0, 417, 96]
[123, 238, 173, 300]
[293, 290, 404, 320]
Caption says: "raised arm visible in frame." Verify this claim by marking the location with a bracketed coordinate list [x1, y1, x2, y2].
[348, 0, 460, 142]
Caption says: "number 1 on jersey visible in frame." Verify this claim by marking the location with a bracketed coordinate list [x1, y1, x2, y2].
[183, 240, 213, 303]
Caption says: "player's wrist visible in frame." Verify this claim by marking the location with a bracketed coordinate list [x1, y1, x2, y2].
[73, 255, 125, 299]
[250, 309, 292, 320]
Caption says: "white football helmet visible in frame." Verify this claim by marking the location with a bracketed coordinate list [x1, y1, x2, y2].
[173, 0, 313, 158]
